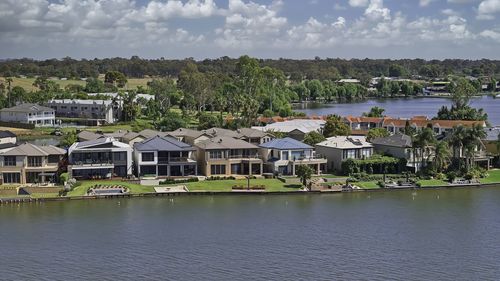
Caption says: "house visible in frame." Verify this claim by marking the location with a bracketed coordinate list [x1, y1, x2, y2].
[0, 103, 55, 127]
[134, 136, 197, 178]
[195, 137, 263, 177]
[483, 127, 500, 156]
[259, 137, 327, 176]
[87, 92, 155, 102]
[0, 143, 65, 184]
[315, 136, 373, 172]
[0, 131, 17, 151]
[370, 134, 425, 172]
[170, 128, 211, 145]
[47, 99, 120, 125]
[252, 119, 326, 141]
[77, 130, 104, 142]
[237, 128, 274, 145]
[68, 137, 133, 179]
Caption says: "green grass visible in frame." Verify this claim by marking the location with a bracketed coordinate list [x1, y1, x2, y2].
[480, 170, 500, 184]
[356, 181, 380, 189]
[5, 77, 152, 92]
[184, 179, 302, 192]
[30, 193, 60, 199]
[313, 174, 347, 179]
[66, 180, 155, 197]
[418, 179, 448, 187]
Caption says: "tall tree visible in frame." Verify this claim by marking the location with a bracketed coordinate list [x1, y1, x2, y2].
[323, 115, 351, 137]
[363, 106, 386, 117]
[296, 165, 314, 189]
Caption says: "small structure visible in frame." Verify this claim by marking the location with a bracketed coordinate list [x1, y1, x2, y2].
[0, 103, 55, 127]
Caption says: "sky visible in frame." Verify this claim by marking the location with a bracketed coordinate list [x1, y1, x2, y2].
[0, 0, 499, 60]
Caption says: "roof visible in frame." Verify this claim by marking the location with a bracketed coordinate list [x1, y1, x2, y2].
[77, 131, 103, 141]
[122, 131, 141, 142]
[259, 137, 312, 150]
[72, 137, 131, 150]
[135, 136, 195, 151]
[0, 143, 17, 150]
[0, 103, 54, 113]
[196, 137, 259, 150]
[170, 128, 207, 139]
[371, 134, 412, 148]
[138, 129, 170, 139]
[104, 130, 128, 139]
[252, 119, 325, 134]
[316, 136, 373, 149]
[238, 128, 271, 138]
[204, 127, 242, 138]
[1, 143, 65, 156]
[0, 130, 16, 138]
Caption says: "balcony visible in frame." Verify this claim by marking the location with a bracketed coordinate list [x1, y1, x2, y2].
[158, 157, 193, 163]
[229, 154, 261, 159]
[71, 159, 114, 168]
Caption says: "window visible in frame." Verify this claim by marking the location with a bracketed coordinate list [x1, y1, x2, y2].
[48, 155, 60, 164]
[343, 149, 357, 159]
[361, 148, 372, 158]
[28, 156, 42, 167]
[211, 165, 226, 175]
[113, 152, 127, 161]
[209, 150, 224, 159]
[141, 152, 154, 162]
[3, 173, 21, 184]
[291, 151, 303, 160]
[4, 156, 16, 166]
[281, 151, 289, 160]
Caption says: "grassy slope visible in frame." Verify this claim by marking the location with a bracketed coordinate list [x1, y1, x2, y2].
[418, 179, 448, 187]
[355, 181, 380, 189]
[480, 170, 500, 184]
[184, 179, 302, 192]
[5, 77, 152, 91]
[67, 180, 155, 197]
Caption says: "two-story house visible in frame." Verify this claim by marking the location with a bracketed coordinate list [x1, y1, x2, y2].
[370, 134, 426, 172]
[259, 137, 327, 176]
[47, 99, 120, 125]
[0, 103, 56, 127]
[196, 137, 263, 177]
[0, 143, 65, 184]
[315, 136, 373, 172]
[134, 136, 197, 178]
[68, 137, 132, 179]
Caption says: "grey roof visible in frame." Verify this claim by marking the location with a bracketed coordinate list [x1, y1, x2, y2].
[485, 127, 500, 141]
[259, 137, 312, 150]
[204, 127, 243, 138]
[138, 129, 170, 139]
[135, 136, 195, 151]
[238, 128, 270, 138]
[0, 143, 17, 150]
[371, 134, 412, 148]
[170, 128, 206, 139]
[0, 103, 54, 113]
[2, 143, 65, 156]
[0, 130, 16, 138]
[122, 131, 141, 142]
[196, 137, 259, 150]
[104, 130, 128, 138]
[75, 137, 109, 148]
[77, 131, 103, 141]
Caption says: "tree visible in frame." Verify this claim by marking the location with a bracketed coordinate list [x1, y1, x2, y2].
[433, 141, 451, 172]
[156, 111, 187, 131]
[323, 114, 351, 137]
[121, 92, 140, 122]
[5, 77, 12, 106]
[366, 128, 389, 142]
[389, 64, 408, 77]
[414, 127, 437, 170]
[60, 131, 77, 147]
[198, 113, 220, 130]
[463, 124, 487, 170]
[148, 78, 181, 120]
[104, 71, 127, 88]
[296, 165, 313, 189]
[363, 106, 385, 117]
[303, 131, 326, 146]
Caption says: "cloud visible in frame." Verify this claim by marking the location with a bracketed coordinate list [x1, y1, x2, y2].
[477, 0, 500, 19]
[348, 0, 369, 7]
[480, 29, 500, 41]
[420, 0, 436, 6]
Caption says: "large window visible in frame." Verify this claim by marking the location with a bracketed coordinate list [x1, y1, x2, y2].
[361, 148, 372, 158]
[141, 152, 154, 162]
[3, 173, 21, 184]
[210, 165, 226, 175]
[48, 155, 60, 164]
[209, 150, 224, 160]
[281, 151, 289, 160]
[343, 149, 357, 159]
[4, 156, 16, 166]
[27, 156, 43, 167]
[113, 152, 127, 162]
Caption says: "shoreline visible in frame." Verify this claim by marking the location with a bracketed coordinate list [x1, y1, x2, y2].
[2, 182, 499, 205]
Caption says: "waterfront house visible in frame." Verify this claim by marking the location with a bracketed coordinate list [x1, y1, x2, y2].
[370, 134, 426, 172]
[68, 137, 133, 179]
[483, 127, 500, 156]
[0, 103, 56, 127]
[315, 136, 373, 172]
[0, 143, 65, 184]
[237, 128, 274, 145]
[252, 119, 326, 141]
[77, 130, 104, 142]
[170, 128, 211, 145]
[47, 99, 120, 125]
[259, 137, 327, 176]
[134, 136, 197, 178]
[196, 137, 263, 177]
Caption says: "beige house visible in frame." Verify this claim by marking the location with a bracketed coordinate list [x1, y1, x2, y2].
[0, 143, 66, 184]
[315, 136, 374, 172]
[196, 137, 263, 177]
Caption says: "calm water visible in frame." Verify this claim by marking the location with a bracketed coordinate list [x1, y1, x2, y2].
[295, 96, 500, 125]
[2, 188, 500, 280]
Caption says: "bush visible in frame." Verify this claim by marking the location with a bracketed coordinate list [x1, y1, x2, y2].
[59, 172, 69, 184]
[446, 171, 457, 183]
[159, 178, 199, 185]
[207, 176, 236, 181]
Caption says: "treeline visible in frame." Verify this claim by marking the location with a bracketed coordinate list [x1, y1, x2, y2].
[1, 56, 500, 81]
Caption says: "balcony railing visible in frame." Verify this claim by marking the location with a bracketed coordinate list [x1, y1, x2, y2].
[229, 154, 260, 159]
[158, 157, 192, 163]
[72, 159, 114, 166]
[290, 155, 326, 162]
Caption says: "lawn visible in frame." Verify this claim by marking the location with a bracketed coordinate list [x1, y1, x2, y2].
[5, 77, 152, 91]
[418, 179, 448, 187]
[184, 179, 303, 192]
[480, 170, 500, 184]
[355, 181, 380, 189]
[66, 180, 155, 197]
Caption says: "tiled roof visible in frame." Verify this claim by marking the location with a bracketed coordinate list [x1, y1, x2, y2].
[0, 130, 16, 138]
[371, 134, 413, 148]
[0, 103, 54, 113]
[77, 131, 103, 141]
[196, 137, 259, 150]
[135, 136, 195, 151]
[259, 137, 312, 150]
[316, 136, 373, 149]
[1, 143, 65, 156]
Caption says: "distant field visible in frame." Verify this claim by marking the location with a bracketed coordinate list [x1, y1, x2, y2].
[2, 77, 153, 91]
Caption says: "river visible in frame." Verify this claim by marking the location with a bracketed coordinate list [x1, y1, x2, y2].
[294, 96, 500, 126]
[2, 188, 500, 280]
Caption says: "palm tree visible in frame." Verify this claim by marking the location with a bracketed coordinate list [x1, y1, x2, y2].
[463, 124, 487, 170]
[433, 141, 451, 172]
[448, 125, 467, 169]
[415, 127, 437, 170]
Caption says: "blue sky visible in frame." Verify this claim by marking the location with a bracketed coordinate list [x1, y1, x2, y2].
[0, 0, 499, 59]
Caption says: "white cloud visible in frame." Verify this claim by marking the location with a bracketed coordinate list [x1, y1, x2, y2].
[480, 29, 500, 41]
[420, 0, 436, 6]
[348, 0, 369, 7]
[364, 0, 391, 21]
[477, 0, 500, 19]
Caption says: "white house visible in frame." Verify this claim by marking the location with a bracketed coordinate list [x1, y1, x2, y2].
[47, 99, 119, 124]
[0, 103, 55, 127]
[252, 119, 325, 141]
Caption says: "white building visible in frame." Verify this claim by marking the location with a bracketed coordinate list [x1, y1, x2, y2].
[47, 99, 119, 124]
[0, 103, 55, 127]
[252, 119, 325, 141]
[87, 92, 155, 102]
